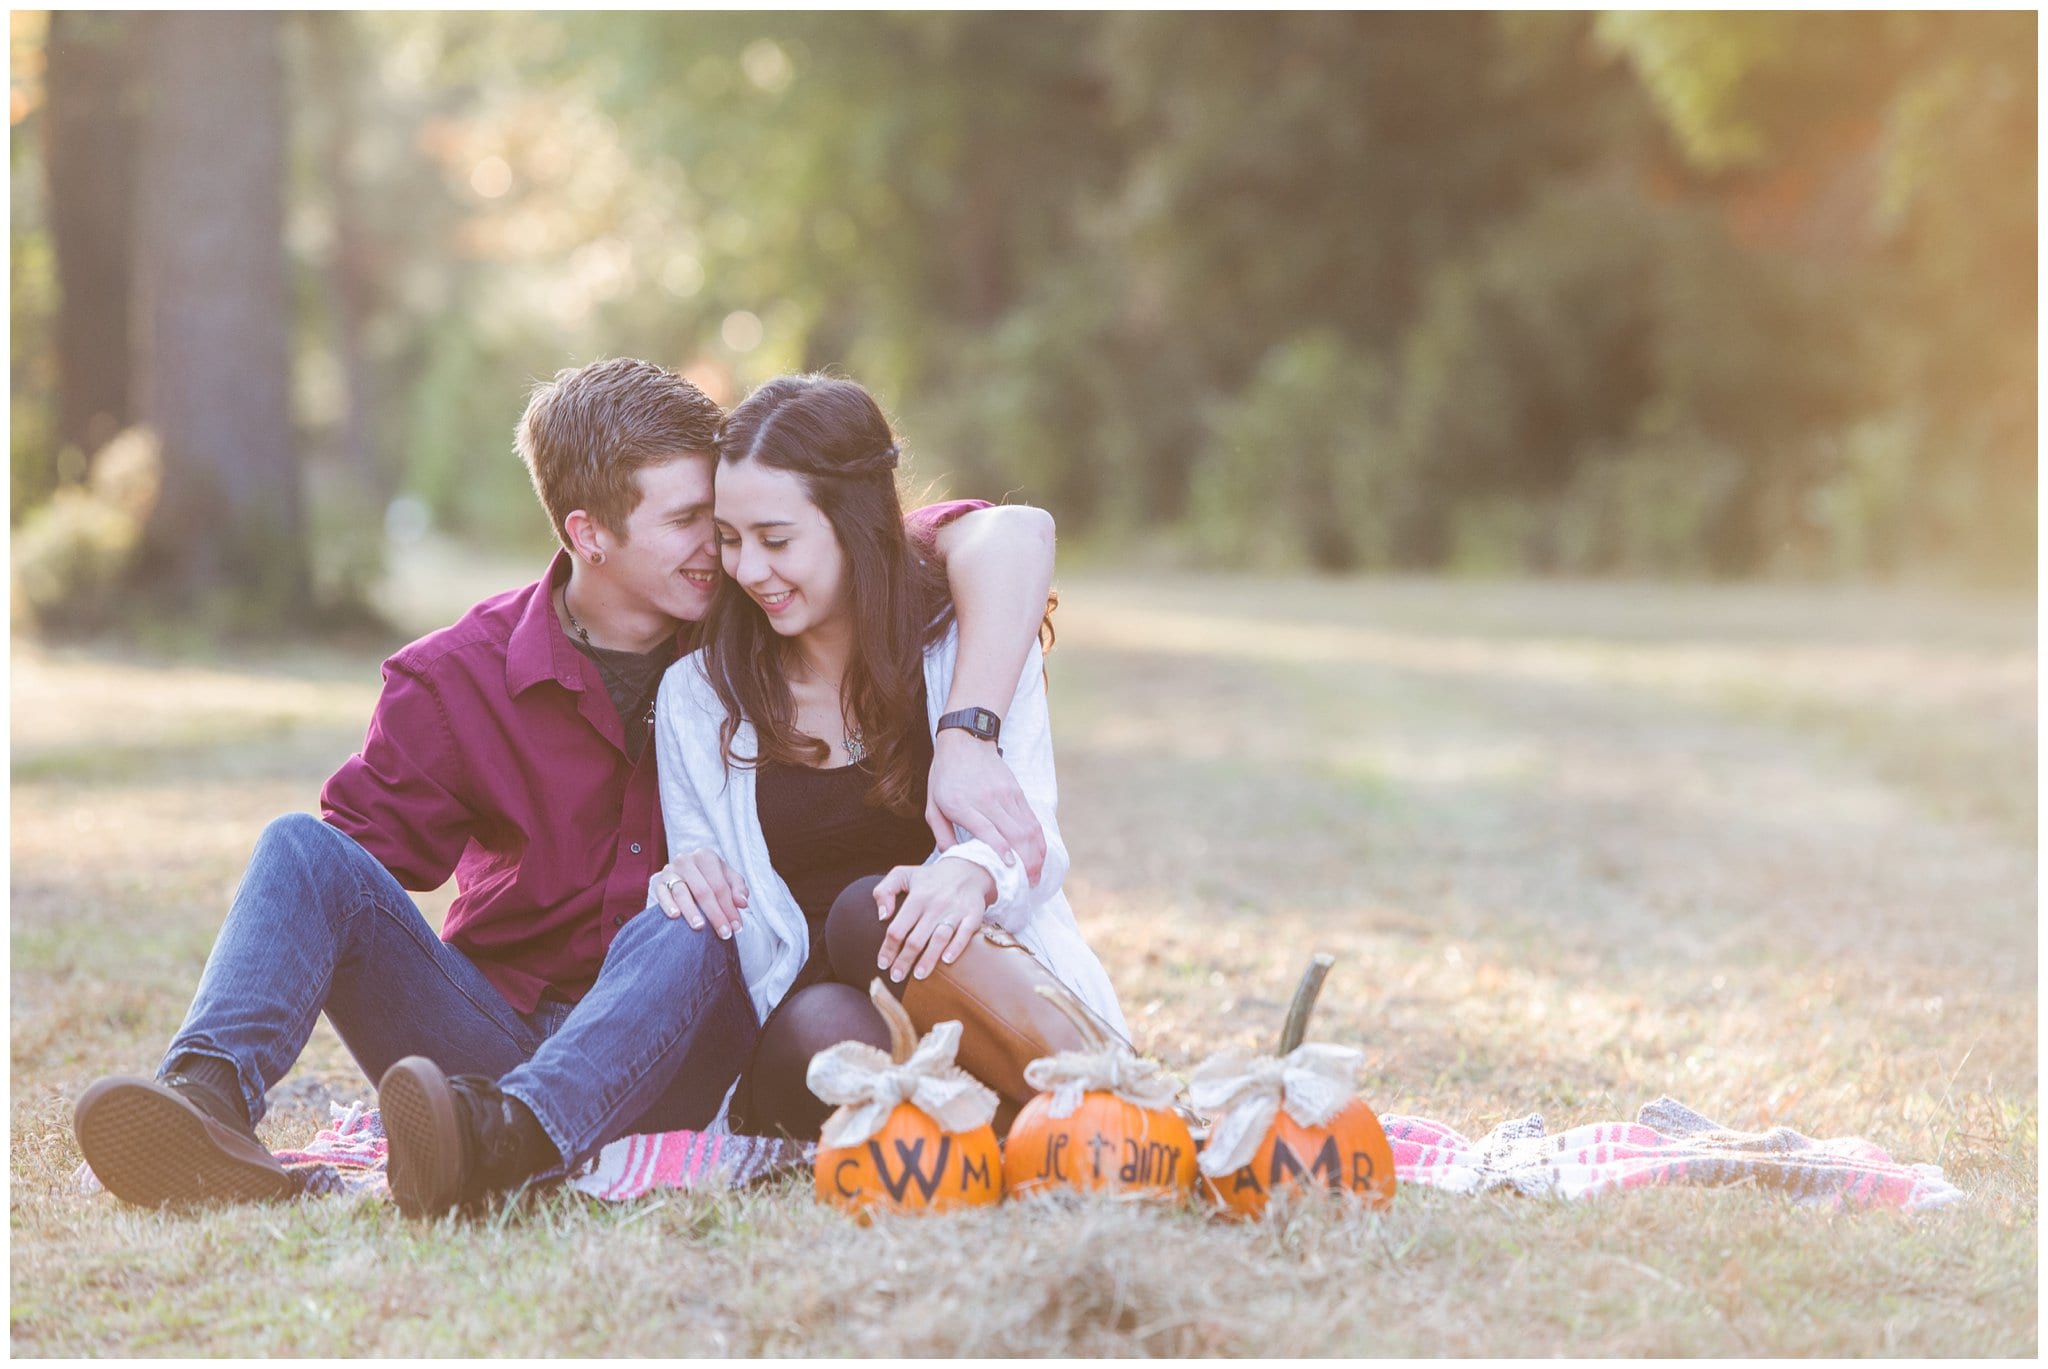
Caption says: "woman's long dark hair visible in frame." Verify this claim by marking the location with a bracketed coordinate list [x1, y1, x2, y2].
[702, 374, 952, 817]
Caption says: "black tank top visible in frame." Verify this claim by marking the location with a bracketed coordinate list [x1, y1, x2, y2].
[756, 705, 936, 929]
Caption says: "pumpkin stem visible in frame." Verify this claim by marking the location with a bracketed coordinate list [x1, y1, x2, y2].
[1278, 953, 1335, 1054]
[869, 978, 918, 1063]
[1033, 982, 1114, 1054]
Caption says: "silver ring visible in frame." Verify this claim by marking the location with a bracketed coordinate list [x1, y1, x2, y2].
[663, 876, 682, 891]
[935, 921, 956, 933]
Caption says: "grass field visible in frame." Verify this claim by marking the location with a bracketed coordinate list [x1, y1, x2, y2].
[11, 566, 2037, 1355]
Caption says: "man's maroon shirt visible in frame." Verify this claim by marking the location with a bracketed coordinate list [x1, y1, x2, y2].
[321, 503, 982, 1014]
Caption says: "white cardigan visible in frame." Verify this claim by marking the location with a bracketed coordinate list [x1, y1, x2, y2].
[651, 625, 1128, 1041]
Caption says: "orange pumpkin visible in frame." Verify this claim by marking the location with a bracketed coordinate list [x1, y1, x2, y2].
[1195, 954, 1397, 1219]
[1004, 984, 1197, 1202]
[1201, 1095, 1395, 1219]
[813, 981, 1004, 1218]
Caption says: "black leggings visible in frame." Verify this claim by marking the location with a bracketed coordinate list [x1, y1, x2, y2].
[729, 875, 909, 1139]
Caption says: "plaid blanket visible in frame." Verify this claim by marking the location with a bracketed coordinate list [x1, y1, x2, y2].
[1385, 1096, 1964, 1212]
[77, 1094, 1961, 1212]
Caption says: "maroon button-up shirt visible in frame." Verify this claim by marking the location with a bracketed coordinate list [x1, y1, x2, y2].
[321, 501, 982, 1014]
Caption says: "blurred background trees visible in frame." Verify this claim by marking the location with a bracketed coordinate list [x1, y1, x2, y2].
[9, 11, 2034, 636]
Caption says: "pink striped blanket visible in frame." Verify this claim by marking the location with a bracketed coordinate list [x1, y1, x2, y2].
[77, 1095, 1962, 1212]
[1382, 1096, 1961, 1212]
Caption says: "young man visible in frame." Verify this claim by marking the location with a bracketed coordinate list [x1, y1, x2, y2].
[72, 357, 1056, 1217]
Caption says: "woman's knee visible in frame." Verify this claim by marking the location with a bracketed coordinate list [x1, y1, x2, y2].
[741, 983, 889, 1138]
[824, 875, 890, 985]
[768, 982, 890, 1059]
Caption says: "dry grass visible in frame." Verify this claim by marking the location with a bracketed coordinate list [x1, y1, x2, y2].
[11, 567, 2036, 1355]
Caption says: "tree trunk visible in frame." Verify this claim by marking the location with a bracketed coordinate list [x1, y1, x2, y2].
[131, 11, 304, 622]
[43, 11, 140, 460]
[305, 13, 390, 508]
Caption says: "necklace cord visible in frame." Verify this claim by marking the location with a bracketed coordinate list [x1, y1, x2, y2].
[561, 583, 659, 726]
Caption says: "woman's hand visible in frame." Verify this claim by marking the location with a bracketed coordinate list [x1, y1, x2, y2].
[653, 850, 750, 938]
[926, 730, 1046, 882]
[872, 857, 998, 983]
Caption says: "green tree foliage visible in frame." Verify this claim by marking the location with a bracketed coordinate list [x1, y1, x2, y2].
[1599, 10, 2035, 576]
[13, 12, 2034, 615]
[1193, 330, 1401, 571]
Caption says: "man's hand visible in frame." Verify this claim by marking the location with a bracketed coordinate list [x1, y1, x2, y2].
[653, 850, 749, 938]
[872, 857, 997, 983]
[926, 729, 1045, 883]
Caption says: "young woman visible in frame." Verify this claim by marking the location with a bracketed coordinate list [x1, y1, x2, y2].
[651, 374, 1124, 1137]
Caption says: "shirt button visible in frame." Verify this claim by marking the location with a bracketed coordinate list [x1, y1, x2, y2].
[612, 914, 626, 928]
[629, 843, 642, 854]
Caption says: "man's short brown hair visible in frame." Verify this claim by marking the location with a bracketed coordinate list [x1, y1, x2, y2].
[515, 358, 725, 545]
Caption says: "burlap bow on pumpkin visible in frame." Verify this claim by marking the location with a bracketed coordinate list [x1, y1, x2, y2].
[806, 1019, 999, 1148]
[1187, 1043, 1364, 1176]
[1021, 1049, 1184, 1120]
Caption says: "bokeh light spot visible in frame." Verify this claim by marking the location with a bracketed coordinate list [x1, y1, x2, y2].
[721, 310, 764, 353]
[469, 155, 513, 199]
[742, 39, 793, 93]
[662, 255, 705, 298]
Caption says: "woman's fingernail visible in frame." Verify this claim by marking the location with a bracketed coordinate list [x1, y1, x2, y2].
[719, 926, 732, 940]
[877, 955, 891, 970]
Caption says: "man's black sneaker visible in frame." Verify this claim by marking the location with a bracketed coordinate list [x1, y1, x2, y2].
[379, 1056, 557, 1218]
[73, 1074, 297, 1208]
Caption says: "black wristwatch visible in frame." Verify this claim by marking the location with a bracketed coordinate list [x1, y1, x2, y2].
[936, 706, 1003, 753]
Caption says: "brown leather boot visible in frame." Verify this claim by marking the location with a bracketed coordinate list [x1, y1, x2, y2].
[898, 927, 1125, 1131]
[73, 1074, 297, 1208]
[379, 1056, 558, 1218]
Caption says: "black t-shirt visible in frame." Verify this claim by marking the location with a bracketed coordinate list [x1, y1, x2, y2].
[566, 635, 670, 763]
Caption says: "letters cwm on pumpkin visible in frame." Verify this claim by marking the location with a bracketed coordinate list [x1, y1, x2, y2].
[807, 980, 1003, 1217]
[1190, 954, 1396, 1219]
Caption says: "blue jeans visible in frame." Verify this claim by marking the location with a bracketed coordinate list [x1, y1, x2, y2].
[161, 813, 757, 1172]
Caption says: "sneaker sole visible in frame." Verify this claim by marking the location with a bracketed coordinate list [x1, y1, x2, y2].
[73, 1077, 296, 1209]
[378, 1057, 463, 1219]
